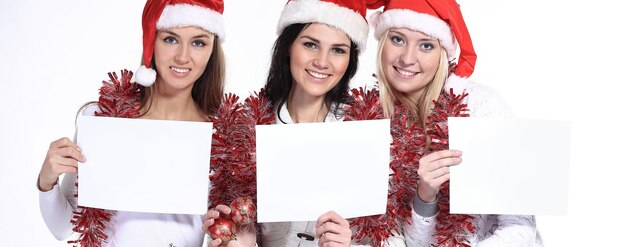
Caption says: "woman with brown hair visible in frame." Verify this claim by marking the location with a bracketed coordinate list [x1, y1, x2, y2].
[37, 0, 226, 245]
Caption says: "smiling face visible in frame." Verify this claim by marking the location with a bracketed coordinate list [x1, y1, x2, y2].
[153, 26, 215, 93]
[288, 23, 351, 101]
[381, 28, 442, 100]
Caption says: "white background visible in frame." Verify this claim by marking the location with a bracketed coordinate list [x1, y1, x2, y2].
[1, 0, 623, 245]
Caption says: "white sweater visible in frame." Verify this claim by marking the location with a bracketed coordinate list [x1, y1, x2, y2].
[39, 104, 206, 247]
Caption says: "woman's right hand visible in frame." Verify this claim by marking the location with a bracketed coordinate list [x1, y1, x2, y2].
[37, 137, 85, 192]
[417, 149, 462, 202]
[203, 205, 257, 247]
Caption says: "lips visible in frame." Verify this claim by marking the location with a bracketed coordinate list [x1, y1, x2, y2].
[169, 66, 191, 78]
[306, 69, 330, 79]
[394, 66, 418, 78]
[170, 66, 190, 74]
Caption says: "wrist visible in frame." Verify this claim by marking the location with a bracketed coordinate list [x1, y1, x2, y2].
[417, 184, 437, 203]
[413, 191, 440, 217]
[37, 174, 57, 192]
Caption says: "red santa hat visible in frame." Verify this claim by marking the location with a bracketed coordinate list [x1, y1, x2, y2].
[370, 0, 476, 78]
[276, 0, 372, 52]
[135, 0, 225, 87]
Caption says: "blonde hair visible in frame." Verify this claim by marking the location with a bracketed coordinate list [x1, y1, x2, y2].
[377, 30, 449, 129]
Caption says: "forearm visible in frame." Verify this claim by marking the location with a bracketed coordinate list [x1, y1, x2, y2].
[38, 174, 77, 240]
[403, 195, 439, 247]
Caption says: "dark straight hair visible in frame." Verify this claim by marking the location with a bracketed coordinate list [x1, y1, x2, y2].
[264, 23, 360, 123]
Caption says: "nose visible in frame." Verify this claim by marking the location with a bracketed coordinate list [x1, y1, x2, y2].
[174, 43, 190, 64]
[312, 51, 330, 69]
[399, 45, 417, 66]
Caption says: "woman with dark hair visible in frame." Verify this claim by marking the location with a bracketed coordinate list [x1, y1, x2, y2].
[263, 22, 359, 124]
[37, 0, 226, 246]
[203, 1, 413, 246]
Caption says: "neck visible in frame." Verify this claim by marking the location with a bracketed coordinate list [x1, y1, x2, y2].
[141, 81, 206, 122]
[409, 88, 426, 103]
[287, 90, 328, 123]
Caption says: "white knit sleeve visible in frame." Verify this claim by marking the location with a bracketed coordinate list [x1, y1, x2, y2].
[403, 205, 437, 247]
[39, 174, 78, 240]
[349, 232, 406, 247]
[39, 103, 99, 240]
[475, 215, 542, 247]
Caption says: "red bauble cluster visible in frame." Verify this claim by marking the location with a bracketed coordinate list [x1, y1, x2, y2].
[208, 218, 237, 242]
[230, 196, 256, 225]
[209, 196, 257, 243]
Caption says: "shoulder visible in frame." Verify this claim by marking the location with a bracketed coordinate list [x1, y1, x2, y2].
[445, 75, 514, 117]
[276, 103, 292, 124]
[327, 102, 346, 122]
[78, 102, 101, 117]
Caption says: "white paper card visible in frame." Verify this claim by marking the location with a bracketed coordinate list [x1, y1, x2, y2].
[256, 119, 390, 222]
[76, 116, 212, 215]
[448, 117, 570, 215]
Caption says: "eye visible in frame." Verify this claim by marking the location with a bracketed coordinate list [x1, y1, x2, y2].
[303, 41, 318, 50]
[419, 42, 435, 51]
[192, 40, 207, 47]
[390, 35, 405, 46]
[163, 36, 177, 44]
[330, 47, 347, 55]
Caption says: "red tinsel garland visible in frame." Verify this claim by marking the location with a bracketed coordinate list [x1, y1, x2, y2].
[427, 89, 475, 247]
[208, 89, 274, 245]
[209, 92, 244, 206]
[344, 87, 474, 247]
[69, 70, 140, 246]
[344, 87, 423, 246]
[209, 89, 274, 208]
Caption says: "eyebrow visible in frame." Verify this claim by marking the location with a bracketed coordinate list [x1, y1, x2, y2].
[161, 30, 212, 39]
[388, 31, 406, 38]
[300, 35, 350, 48]
[389, 30, 436, 42]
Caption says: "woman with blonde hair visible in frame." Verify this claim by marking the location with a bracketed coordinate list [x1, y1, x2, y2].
[368, 0, 543, 245]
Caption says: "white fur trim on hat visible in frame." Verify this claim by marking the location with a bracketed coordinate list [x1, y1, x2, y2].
[135, 65, 157, 87]
[277, 0, 368, 51]
[372, 9, 455, 58]
[157, 4, 225, 41]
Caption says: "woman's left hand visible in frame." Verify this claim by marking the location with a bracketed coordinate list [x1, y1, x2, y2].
[315, 211, 352, 247]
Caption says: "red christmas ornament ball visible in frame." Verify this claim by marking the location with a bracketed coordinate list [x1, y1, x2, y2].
[230, 196, 256, 225]
[209, 218, 237, 243]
